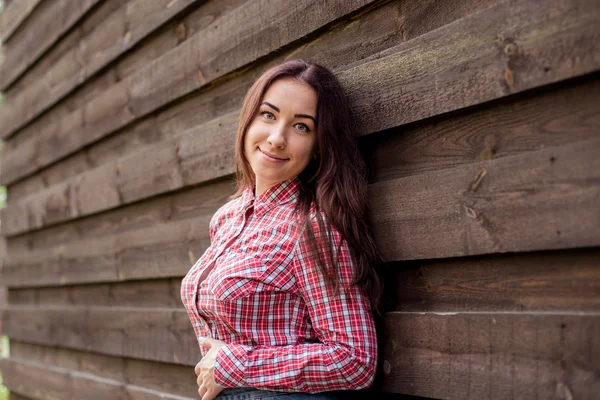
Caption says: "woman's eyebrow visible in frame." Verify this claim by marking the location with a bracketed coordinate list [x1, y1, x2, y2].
[262, 101, 316, 125]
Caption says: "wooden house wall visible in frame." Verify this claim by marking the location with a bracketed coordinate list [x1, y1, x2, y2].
[0, 0, 598, 399]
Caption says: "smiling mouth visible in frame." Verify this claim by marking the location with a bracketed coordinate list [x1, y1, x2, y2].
[259, 148, 289, 161]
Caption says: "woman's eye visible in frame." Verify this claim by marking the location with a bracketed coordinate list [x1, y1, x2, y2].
[261, 111, 275, 120]
[295, 123, 310, 133]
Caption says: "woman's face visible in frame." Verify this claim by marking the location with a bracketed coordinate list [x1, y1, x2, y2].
[244, 78, 318, 194]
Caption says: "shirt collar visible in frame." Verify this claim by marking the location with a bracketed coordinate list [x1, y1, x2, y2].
[240, 176, 301, 216]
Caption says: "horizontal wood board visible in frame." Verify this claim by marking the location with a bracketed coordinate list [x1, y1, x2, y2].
[0, 0, 103, 91]
[381, 312, 600, 399]
[1, 0, 598, 232]
[0, 0, 43, 43]
[0, 0, 379, 144]
[0, 0, 202, 138]
[4, 0, 498, 203]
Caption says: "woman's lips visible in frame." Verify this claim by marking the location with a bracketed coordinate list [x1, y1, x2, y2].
[259, 148, 289, 163]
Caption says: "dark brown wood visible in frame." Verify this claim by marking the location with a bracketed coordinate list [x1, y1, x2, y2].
[0, 0, 378, 175]
[342, 0, 600, 137]
[1, 0, 597, 228]
[9, 278, 182, 308]
[0, 0, 43, 43]
[0, 0, 103, 91]
[0, 0, 201, 139]
[369, 137, 600, 261]
[3, 0, 497, 200]
[3, 0, 251, 199]
[2, 307, 199, 366]
[390, 248, 600, 312]
[366, 74, 600, 182]
[0, 357, 197, 399]
[9, 341, 198, 398]
[1, 178, 233, 288]
[381, 312, 600, 399]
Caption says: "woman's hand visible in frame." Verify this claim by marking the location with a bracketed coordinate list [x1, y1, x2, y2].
[195, 338, 227, 400]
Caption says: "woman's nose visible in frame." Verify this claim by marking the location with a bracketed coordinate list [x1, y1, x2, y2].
[267, 124, 286, 148]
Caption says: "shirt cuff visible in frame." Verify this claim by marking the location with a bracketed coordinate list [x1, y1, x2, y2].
[214, 343, 251, 387]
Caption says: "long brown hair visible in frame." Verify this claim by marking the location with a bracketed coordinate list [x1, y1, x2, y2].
[233, 59, 384, 315]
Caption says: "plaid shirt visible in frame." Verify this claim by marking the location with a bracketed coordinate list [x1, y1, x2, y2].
[180, 177, 377, 393]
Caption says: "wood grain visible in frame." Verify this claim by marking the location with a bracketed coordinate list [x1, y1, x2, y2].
[1, 0, 597, 228]
[382, 312, 600, 399]
[0, 0, 377, 173]
[341, 0, 600, 137]
[5, 0, 490, 202]
[0, 0, 201, 139]
[0, 0, 43, 43]
[366, 74, 600, 182]
[0, 357, 197, 400]
[390, 248, 600, 312]
[8, 341, 197, 397]
[1, 307, 199, 366]
[0, 0, 103, 91]
[1, 178, 233, 288]
[369, 136, 600, 261]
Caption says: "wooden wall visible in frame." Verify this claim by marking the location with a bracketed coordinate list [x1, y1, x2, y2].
[0, 0, 598, 399]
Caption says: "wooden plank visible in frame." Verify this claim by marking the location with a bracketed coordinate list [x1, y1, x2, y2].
[369, 137, 600, 261]
[8, 341, 198, 397]
[0, 111, 238, 236]
[1, 178, 233, 288]
[0, 0, 103, 91]
[2, 0, 250, 203]
[0, 0, 43, 43]
[343, 0, 600, 138]
[391, 248, 600, 312]
[0, 357, 197, 400]
[2, 307, 199, 366]
[5, 0, 463, 202]
[0, 0, 597, 205]
[367, 74, 600, 182]
[0, 0, 202, 139]
[8, 278, 182, 308]
[382, 312, 600, 399]
[4, 70, 600, 239]
[0, 0, 379, 173]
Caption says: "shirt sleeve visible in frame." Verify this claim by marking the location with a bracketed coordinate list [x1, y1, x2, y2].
[213, 217, 378, 393]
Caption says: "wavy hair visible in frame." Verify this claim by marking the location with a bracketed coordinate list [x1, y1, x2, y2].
[232, 59, 384, 315]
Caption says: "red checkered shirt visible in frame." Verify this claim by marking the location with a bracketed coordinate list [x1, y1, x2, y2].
[180, 177, 377, 393]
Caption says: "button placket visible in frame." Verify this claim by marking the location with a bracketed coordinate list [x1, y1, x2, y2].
[191, 206, 253, 321]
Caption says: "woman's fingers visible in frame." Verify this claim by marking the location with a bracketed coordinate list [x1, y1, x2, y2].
[201, 388, 218, 400]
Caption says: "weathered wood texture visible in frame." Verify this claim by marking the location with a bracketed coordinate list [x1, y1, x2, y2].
[5, 0, 494, 203]
[0, 357, 197, 400]
[8, 340, 197, 396]
[2, 0, 599, 235]
[369, 136, 600, 261]
[1, 177, 233, 288]
[0, 0, 42, 43]
[2, 306, 198, 366]
[0, 0, 202, 139]
[1, 0, 599, 399]
[3, 0, 248, 201]
[2, 74, 599, 288]
[0, 0, 103, 91]
[0, 0, 379, 155]
[390, 248, 600, 312]
[381, 312, 600, 399]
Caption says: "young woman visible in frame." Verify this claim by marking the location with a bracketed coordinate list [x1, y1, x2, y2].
[181, 59, 383, 400]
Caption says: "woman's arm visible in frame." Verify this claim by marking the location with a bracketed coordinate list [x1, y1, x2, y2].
[212, 221, 378, 393]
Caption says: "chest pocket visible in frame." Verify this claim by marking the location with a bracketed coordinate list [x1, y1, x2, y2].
[208, 254, 269, 301]
[208, 251, 298, 302]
